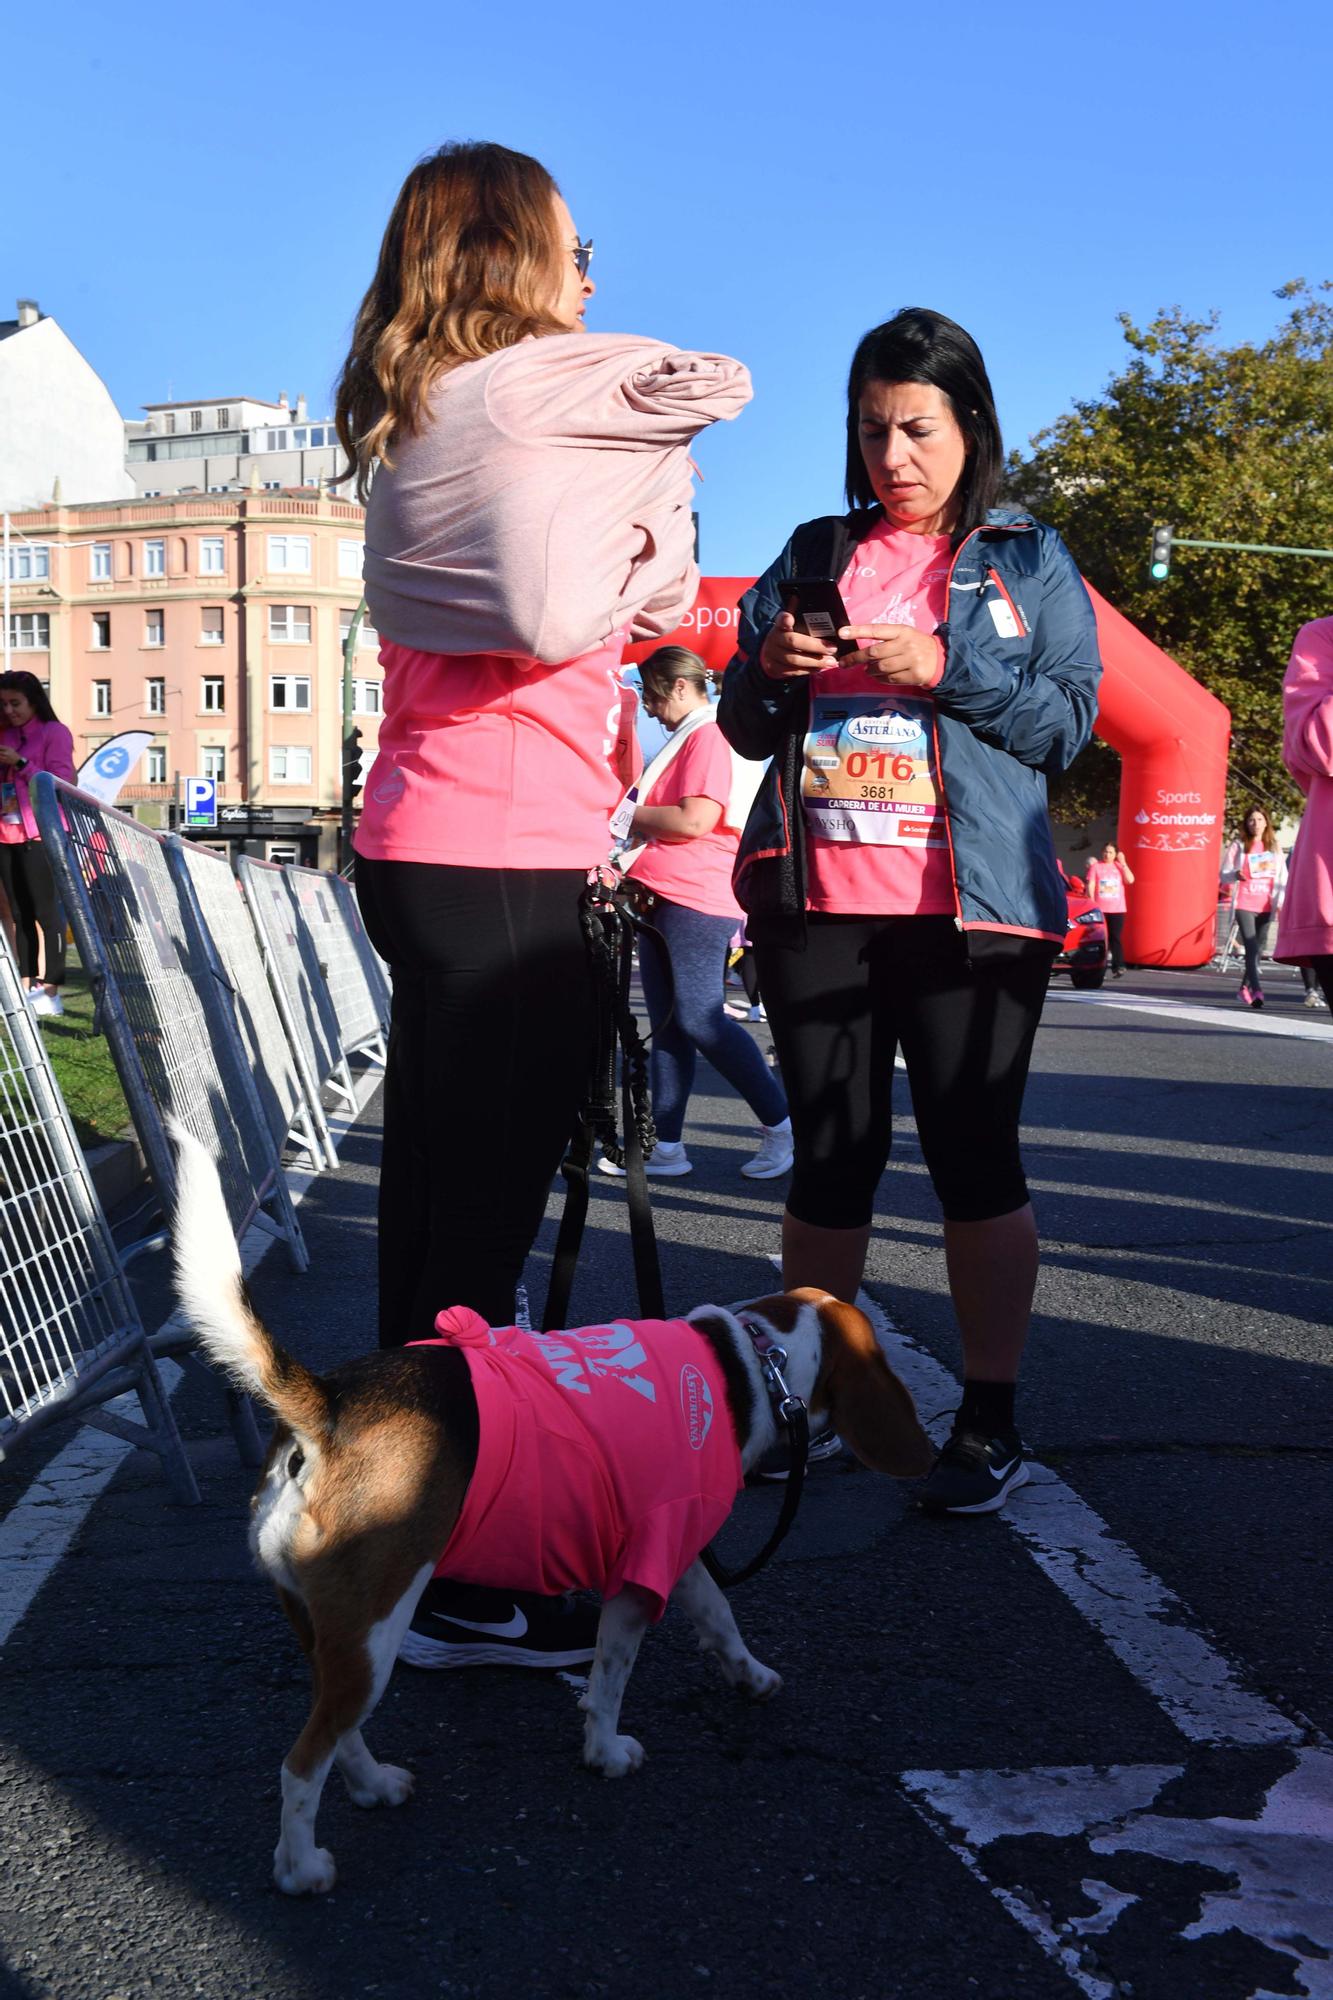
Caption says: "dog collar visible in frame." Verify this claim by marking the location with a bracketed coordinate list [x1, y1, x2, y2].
[738, 1316, 807, 1433]
[698, 1315, 813, 1596]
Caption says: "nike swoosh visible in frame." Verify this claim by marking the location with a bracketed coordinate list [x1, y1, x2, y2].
[432, 1607, 529, 1640]
[989, 1457, 1021, 1483]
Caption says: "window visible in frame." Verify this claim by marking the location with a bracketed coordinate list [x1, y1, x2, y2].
[91, 542, 112, 581]
[262, 481, 282, 492]
[339, 606, 378, 651]
[269, 745, 313, 784]
[93, 679, 111, 716]
[270, 673, 311, 711]
[268, 604, 311, 644]
[8, 613, 50, 650]
[201, 745, 225, 781]
[263, 429, 288, 452]
[142, 490, 162, 498]
[165, 413, 177, 435]
[145, 610, 164, 647]
[266, 535, 311, 574]
[91, 612, 111, 649]
[146, 676, 166, 714]
[200, 537, 225, 575]
[200, 607, 224, 646]
[265, 841, 300, 864]
[337, 539, 363, 579]
[216, 408, 230, 429]
[201, 675, 225, 713]
[5, 544, 49, 582]
[144, 539, 165, 577]
[146, 745, 167, 782]
[352, 678, 382, 716]
[190, 409, 203, 432]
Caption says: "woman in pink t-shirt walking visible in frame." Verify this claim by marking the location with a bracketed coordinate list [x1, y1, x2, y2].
[1220, 807, 1287, 1008]
[1084, 842, 1134, 978]
[608, 647, 791, 1182]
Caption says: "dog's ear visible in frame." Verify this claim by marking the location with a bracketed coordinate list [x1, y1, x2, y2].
[802, 1292, 934, 1478]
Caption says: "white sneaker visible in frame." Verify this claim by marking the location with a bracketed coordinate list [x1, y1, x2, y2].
[29, 989, 62, 1018]
[599, 1139, 693, 1178]
[748, 1003, 767, 1022]
[740, 1121, 794, 1179]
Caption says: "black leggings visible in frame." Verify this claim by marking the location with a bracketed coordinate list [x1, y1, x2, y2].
[1105, 910, 1126, 975]
[0, 840, 65, 984]
[355, 859, 593, 1343]
[754, 914, 1054, 1227]
[1236, 910, 1271, 991]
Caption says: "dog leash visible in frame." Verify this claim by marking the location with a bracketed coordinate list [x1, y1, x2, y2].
[542, 867, 667, 1330]
[700, 1321, 811, 1589]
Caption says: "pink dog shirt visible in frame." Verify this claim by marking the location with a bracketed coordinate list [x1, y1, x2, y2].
[416, 1306, 743, 1621]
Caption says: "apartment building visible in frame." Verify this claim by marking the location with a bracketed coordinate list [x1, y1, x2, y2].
[124, 393, 350, 500]
[2, 490, 379, 865]
[0, 300, 135, 510]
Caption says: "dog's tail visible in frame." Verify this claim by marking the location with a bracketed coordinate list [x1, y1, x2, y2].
[169, 1122, 331, 1447]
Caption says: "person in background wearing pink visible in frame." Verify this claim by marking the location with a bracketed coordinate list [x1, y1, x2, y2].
[606, 646, 792, 1183]
[1275, 617, 1333, 1014]
[1084, 841, 1134, 978]
[0, 671, 76, 1016]
[1220, 807, 1286, 1009]
[334, 141, 750, 1670]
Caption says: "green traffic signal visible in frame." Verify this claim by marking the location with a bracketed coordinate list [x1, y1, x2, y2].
[1149, 523, 1174, 581]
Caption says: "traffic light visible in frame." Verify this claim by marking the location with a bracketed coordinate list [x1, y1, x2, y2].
[342, 724, 364, 805]
[1149, 523, 1174, 581]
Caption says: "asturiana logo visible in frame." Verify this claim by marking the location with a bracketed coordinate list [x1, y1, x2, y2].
[679, 1364, 714, 1451]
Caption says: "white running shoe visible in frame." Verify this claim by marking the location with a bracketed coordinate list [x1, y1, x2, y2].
[748, 1002, 767, 1022]
[740, 1121, 794, 1179]
[598, 1139, 693, 1178]
[29, 989, 63, 1018]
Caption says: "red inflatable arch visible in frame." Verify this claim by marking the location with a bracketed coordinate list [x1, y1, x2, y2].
[628, 575, 1231, 968]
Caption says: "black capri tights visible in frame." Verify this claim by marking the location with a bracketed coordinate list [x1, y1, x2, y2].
[753, 914, 1054, 1227]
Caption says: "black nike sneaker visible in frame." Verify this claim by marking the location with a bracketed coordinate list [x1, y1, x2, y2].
[397, 1581, 598, 1669]
[916, 1426, 1028, 1515]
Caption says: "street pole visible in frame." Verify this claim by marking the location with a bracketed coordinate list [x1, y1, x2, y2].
[339, 595, 365, 873]
[1171, 535, 1333, 561]
[3, 513, 10, 672]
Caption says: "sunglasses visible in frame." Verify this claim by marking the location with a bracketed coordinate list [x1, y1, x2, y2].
[572, 237, 594, 279]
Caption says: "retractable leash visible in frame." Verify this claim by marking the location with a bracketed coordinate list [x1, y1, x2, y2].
[701, 1320, 811, 1589]
[541, 866, 668, 1330]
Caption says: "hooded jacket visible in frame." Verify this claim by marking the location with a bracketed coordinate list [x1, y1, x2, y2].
[363, 331, 752, 665]
[1275, 616, 1333, 963]
[716, 507, 1102, 941]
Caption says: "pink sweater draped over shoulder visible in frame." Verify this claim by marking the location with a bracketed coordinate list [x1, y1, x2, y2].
[362, 331, 752, 665]
[1275, 616, 1333, 963]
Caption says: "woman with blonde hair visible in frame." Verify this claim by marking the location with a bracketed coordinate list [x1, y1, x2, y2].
[338, 140, 750, 1668]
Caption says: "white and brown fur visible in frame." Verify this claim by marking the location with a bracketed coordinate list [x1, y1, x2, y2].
[170, 1128, 932, 1896]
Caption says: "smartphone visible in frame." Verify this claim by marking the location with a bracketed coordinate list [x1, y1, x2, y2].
[782, 576, 856, 657]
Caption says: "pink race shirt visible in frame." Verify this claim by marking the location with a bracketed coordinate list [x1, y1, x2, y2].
[354, 634, 631, 870]
[626, 719, 742, 920]
[1236, 843, 1280, 914]
[416, 1306, 743, 1622]
[801, 525, 955, 916]
[1085, 860, 1127, 913]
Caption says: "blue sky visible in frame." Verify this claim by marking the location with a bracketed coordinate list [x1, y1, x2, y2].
[10, 0, 1330, 577]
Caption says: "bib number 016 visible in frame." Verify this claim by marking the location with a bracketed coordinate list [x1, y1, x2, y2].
[845, 751, 915, 781]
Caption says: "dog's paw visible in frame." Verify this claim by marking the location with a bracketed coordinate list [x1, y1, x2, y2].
[738, 1659, 783, 1702]
[583, 1732, 646, 1778]
[274, 1843, 337, 1896]
[345, 1761, 415, 1809]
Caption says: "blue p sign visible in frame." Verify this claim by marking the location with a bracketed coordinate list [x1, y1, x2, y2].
[184, 777, 217, 827]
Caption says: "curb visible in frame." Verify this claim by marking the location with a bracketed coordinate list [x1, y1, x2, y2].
[84, 1134, 148, 1213]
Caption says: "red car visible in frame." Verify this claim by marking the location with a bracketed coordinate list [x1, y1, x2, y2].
[1052, 867, 1109, 989]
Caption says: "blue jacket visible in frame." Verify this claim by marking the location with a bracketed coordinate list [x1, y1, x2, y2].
[716, 507, 1102, 941]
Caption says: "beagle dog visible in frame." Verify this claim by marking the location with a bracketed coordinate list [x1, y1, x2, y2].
[170, 1130, 932, 1896]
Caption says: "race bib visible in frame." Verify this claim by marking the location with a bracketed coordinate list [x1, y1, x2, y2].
[801, 693, 944, 847]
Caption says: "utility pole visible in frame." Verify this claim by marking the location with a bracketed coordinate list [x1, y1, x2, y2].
[1149, 522, 1333, 581]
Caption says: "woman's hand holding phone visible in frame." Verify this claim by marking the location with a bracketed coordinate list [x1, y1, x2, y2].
[759, 612, 839, 681]
[838, 624, 946, 688]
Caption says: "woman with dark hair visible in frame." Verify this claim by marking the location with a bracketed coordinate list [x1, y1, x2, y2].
[338, 141, 750, 1668]
[718, 308, 1101, 1516]
[0, 670, 76, 1015]
[1220, 807, 1286, 1008]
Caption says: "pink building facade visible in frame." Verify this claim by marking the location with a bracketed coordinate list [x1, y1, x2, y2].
[3, 489, 379, 863]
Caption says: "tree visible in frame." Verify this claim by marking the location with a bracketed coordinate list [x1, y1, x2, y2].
[1009, 282, 1333, 828]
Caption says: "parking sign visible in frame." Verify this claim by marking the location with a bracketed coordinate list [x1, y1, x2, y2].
[183, 777, 217, 828]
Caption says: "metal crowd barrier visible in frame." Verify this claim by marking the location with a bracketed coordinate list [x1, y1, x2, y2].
[327, 869, 391, 1030]
[235, 855, 354, 1115]
[0, 929, 198, 1501]
[283, 862, 388, 1066]
[168, 839, 337, 1172]
[32, 776, 308, 1282]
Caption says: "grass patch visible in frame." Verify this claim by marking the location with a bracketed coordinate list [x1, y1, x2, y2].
[35, 962, 133, 1152]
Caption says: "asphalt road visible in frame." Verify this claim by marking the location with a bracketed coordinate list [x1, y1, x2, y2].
[1, 959, 1330, 2000]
